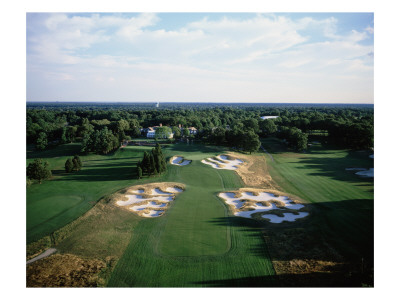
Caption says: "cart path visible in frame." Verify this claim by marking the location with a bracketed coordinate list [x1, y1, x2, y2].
[260, 145, 274, 162]
[26, 248, 57, 265]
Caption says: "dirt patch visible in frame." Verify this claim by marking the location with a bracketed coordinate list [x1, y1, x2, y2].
[26, 253, 107, 287]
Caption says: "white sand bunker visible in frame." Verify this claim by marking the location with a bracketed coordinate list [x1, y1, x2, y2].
[219, 190, 308, 223]
[356, 168, 374, 178]
[116, 183, 184, 218]
[345, 167, 374, 178]
[170, 156, 192, 166]
[201, 155, 244, 170]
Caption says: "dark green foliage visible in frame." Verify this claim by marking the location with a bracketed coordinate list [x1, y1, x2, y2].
[243, 118, 260, 133]
[137, 166, 142, 179]
[27, 158, 52, 183]
[65, 158, 74, 173]
[171, 126, 181, 140]
[208, 127, 226, 145]
[149, 153, 156, 175]
[328, 120, 373, 150]
[155, 126, 173, 139]
[80, 128, 119, 154]
[72, 155, 82, 171]
[141, 152, 151, 176]
[64, 155, 82, 173]
[137, 143, 167, 177]
[36, 132, 48, 150]
[27, 102, 373, 152]
[182, 128, 190, 137]
[242, 130, 261, 154]
[259, 119, 277, 136]
[278, 126, 308, 151]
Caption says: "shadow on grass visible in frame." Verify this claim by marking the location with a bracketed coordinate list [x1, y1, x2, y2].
[193, 275, 277, 287]
[53, 162, 137, 182]
[167, 142, 227, 154]
[290, 150, 374, 184]
[206, 199, 373, 287]
[27, 143, 82, 159]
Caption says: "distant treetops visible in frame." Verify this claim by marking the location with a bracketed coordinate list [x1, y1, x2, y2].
[137, 143, 167, 179]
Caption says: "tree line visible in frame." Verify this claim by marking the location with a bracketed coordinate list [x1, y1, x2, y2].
[27, 103, 373, 153]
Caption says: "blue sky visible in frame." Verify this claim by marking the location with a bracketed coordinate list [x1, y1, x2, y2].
[26, 12, 374, 103]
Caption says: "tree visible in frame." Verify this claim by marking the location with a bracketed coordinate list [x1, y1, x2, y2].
[61, 127, 69, 144]
[149, 153, 156, 175]
[66, 126, 77, 142]
[243, 118, 260, 133]
[128, 119, 141, 137]
[260, 119, 277, 136]
[209, 127, 226, 145]
[78, 118, 94, 137]
[65, 158, 74, 173]
[72, 155, 82, 171]
[155, 126, 173, 139]
[36, 132, 48, 150]
[141, 152, 151, 176]
[242, 130, 261, 154]
[81, 132, 93, 153]
[182, 128, 190, 137]
[27, 158, 52, 183]
[171, 126, 181, 140]
[137, 166, 142, 179]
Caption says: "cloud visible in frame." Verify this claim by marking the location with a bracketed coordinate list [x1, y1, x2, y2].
[26, 13, 374, 103]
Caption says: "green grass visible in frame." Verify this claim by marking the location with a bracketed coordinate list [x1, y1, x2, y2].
[26, 143, 151, 243]
[261, 137, 373, 204]
[28, 138, 374, 286]
[260, 137, 374, 261]
[107, 143, 276, 287]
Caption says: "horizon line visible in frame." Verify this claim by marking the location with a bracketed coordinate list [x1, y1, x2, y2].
[26, 100, 374, 105]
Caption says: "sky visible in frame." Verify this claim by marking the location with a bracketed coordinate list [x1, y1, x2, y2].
[26, 12, 374, 103]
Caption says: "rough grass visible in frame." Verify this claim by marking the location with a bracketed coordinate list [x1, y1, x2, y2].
[228, 152, 277, 189]
[26, 253, 107, 287]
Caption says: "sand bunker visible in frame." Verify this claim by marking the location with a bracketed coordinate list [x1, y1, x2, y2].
[219, 190, 308, 223]
[345, 167, 374, 178]
[170, 156, 192, 166]
[262, 212, 309, 223]
[116, 194, 144, 206]
[130, 189, 144, 194]
[115, 183, 184, 218]
[165, 187, 183, 193]
[201, 155, 244, 170]
[356, 168, 374, 178]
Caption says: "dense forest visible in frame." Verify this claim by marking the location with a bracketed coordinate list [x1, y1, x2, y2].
[26, 102, 374, 154]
